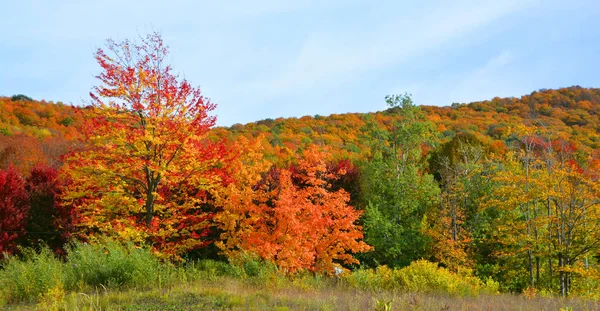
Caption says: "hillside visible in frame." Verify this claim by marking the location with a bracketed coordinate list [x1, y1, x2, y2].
[2, 82, 600, 302]
[2, 86, 599, 174]
[212, 86, 600, 161]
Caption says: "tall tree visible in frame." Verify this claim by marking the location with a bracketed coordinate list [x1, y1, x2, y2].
[60, 33, 228, 259]
[359, 94, 440, 267]
[485, 133, 600, 296]
[427, 133, 491, 271]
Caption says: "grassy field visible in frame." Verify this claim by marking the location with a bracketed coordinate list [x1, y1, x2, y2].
[4, 277, 600, 311]
[1, 241, 599, 310]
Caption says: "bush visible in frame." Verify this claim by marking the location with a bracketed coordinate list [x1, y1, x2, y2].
[0, 239, 173, 304]
[343, 266, 386, 291]
[0, 246, 65, 303]
[184, 259, 240, 281]
[344, 260, 499, 296]
[0, 126, 12, 136]
[392, 260, 498, 295]
[65, 239, 166, 289]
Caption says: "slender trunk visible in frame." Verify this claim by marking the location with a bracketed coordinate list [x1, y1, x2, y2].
[536, 257, 540, 285]
[559, 254, 565, 297]
[547, 197, 552, 284]
[564, 268, 570, 297]
[548, 259, 553, 283]
[524, 155, 534, 288]
[528, 249, 534, 288]
[452, 197, 458, 241]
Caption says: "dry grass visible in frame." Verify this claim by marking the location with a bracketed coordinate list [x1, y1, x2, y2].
[4, 277, 599, 311]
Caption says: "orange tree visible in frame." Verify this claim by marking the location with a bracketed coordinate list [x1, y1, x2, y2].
[60, 33, 229, 259]
[215, 143, 371, 274]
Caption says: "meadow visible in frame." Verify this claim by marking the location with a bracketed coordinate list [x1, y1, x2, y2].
[1, 240, 598, 311]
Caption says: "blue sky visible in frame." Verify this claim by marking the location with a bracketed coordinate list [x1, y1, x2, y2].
[1, 0, 599, 126]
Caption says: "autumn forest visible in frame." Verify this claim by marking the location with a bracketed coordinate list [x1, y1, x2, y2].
[1, 33, 600, 309]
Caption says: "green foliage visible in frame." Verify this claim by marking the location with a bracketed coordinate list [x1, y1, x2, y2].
[185, 259, 240, 281]
[59, 116, 74, 127]
[358, 94, 440, 267]
[0, 126, 12, 136]
[227, 254, 284, 286]
[0, 246, 64, 304]
[343, 142, 361, 153]
[393, 260, 499, 295]
[66, 240, 165, 289]
[374, 297, 393, 311]
[0, 240, 171, 304]
[11, 94, 33, 102]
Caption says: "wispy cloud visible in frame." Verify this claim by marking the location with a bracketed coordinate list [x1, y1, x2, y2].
[449, 50, 516, 102]
[2, 0, 597, 126]
[236, 0, 535, 102]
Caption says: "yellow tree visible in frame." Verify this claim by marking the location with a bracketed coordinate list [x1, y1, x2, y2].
[485, 133, 600, 296]
[60, 33, 229, 259]
[541, 141, 600, 296]
[212, 136, 271, 260]
[427, 133, 488, 271]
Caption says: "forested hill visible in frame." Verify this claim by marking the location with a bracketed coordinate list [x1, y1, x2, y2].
[1, 86, 600, 172]
[211, 86, 600, 160]
[2, 85, 600, 296]
[0, 94, 82, 139]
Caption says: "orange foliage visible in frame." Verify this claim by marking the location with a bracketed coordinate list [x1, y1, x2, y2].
[216, 144, 371, 274]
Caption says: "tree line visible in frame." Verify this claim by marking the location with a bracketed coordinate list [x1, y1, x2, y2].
[1, 33, 599, 297]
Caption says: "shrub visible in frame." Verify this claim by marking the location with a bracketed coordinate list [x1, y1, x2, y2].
[184, 259, 240, 281]
[238, 256, 280, 282]
[0, 240, 175, 304]
[0, 166, 29, 256]
[343, 266, 386, 291]
[65, 239, 165, 289]
[0, 126, 12, 136]
[391, 260, 498, 295]
[344, 260, 499, 296]
[0, 246, 65, 303]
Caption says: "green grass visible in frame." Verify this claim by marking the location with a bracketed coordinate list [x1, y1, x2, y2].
[1, 242, 598, 310]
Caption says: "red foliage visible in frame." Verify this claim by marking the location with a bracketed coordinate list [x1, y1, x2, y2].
[0, 166, 29, 256]
[23, 165, 74, 251]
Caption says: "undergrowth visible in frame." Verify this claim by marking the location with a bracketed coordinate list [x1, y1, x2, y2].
[0, 241, 596, 310]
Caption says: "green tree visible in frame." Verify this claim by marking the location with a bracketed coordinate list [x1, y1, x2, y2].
[358, 94, 440, 267]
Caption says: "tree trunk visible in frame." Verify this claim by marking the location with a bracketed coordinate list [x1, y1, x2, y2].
[548, 258, 553, 284]
[528, 249, 534, 288]
[559, 254, 566, 297]
[536, 257, 540, 285]
[145, 189, 155, 227]
[144, 167, 160, 227]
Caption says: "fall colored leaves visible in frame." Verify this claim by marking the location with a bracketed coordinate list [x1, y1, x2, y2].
[53, 33, 371, 273]
[2, 32, 600, 297]
[215, 140, 370, 274]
